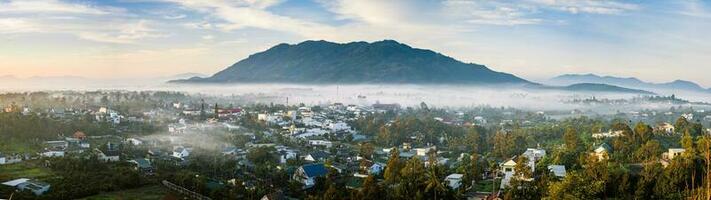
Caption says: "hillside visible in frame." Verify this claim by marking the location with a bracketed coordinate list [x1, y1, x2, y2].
[172, 40, 530, 84]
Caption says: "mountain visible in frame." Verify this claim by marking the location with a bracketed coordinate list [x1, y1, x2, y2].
[549, 74, 708, 93]
[560, 83, 654, 94]
[172, 40, 530, 85]
[168, 73, 207, 80]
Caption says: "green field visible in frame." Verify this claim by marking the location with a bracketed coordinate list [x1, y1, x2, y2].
[78, 185, 170, 200]
[473, 178, 500, 193]
[0, 161, 53, 181]
[0, 138, 41, 154]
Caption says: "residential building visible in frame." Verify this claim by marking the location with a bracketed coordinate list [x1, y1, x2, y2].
[548, 165, 566, 178]
[293, 163, 329, 188]
[445, 174, 464, 190]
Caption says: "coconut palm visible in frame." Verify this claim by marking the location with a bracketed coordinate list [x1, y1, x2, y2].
[425, 166, 446, 200]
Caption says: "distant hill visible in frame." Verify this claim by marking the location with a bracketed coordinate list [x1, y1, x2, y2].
[559, 83, 654, 94]
[549, 74, 708, 93]
[171, 40, 530, 85]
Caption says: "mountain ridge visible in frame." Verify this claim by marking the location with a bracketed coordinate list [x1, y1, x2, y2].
[549, 74, 708, 93]
[172, 40, 531, 85]
[171, 40, 654, 95]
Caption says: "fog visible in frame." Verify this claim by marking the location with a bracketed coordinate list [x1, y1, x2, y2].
[1, 78, 710, 113]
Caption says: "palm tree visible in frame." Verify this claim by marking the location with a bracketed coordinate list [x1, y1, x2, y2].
[425, 166, 446, 200]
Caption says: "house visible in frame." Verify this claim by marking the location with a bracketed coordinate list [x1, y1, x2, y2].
[73, 131, 87, 140]
[2, 178, 50, 195]
[414, 146, 437, 157]
[500, 157, 517, 175]
[592, 130, 624, 139]
[304, 151, 329, 162]
[129, 158, 153, 173]
[308, 140, 334, 148]
[368, 163, 384, 175]
[217, 108, 242, 118]
[279, 150, 298, 164]
[499, 157, 518, 188]
[45, 140, 68, 150]
[222, 146, 240, 156]
[79, 141, 91, 149]
[547, 165, 566, 178]
[654, 123, 676, 134]
[660, 148, 686, 168]
[521, 148, 546, 172]
[126, 138, 144, 146]
[445, 174, 464, 189]
[41, 150, 65, 157]
[663, 148, 686, 160]
[293, 163, 329, 188]
[358, 159, 384, 175]
[172, 146, 191, 159]
[95, 143, 120, 162]
[327, 122, 350, 132]
[592, 143, 612, 161]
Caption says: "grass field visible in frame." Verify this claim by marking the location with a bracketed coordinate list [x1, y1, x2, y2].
[0, 161, 53, 181]
[0, 138, 41, 154]
[473, 178, 501, 193]
[78, 185, 170, 200]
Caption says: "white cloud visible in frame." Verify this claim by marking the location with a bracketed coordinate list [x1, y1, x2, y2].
[0, 0, 115, 15]
[202, 35, 214, 40]
[0, 18, 40, 33]
[0, 0, 164, 44]
[164, 14, 187, 20]
[530, 0, 639, 15]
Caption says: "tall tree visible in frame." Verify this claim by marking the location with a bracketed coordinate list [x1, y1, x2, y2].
[563, 127, 580, 152]
[384, 148, 402, 184]
[634, 122, 653, 143]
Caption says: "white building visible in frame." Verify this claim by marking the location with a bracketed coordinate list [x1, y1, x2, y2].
[663, 148, 686, 160]
[445, 174, 464, 189]
[655, 123, 675, 134]
[592, 130, 624, 139]
[308, 140, 334, 148]
[327, 121, 350, 132]
[172, 146, 191, 159]
[548, 165, 567, 178]
[414, 146, 437, 157]
[41, 150, 65, 157]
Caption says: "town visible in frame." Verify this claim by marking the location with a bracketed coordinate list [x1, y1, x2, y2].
[1, 91, 710, 199]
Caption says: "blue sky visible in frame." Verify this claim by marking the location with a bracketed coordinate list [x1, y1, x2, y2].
[0, 0, 709, 86]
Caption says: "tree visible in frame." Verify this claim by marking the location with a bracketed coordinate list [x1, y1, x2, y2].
[425, 166, 446, 200]
[634, 122, 653, 143]
[378, 126, 393, 146]
[514, 156, 532, 179]
[384, 148, 402, 184]
[676, 117, 690, 134]
[635, 140, 662, 162]
[635, 162, 663, 199]
[395, 157, 426, 199]
[505, 156, 539, 200]
[322, 184, 340, 200]
[469, 153, 482, 184]
[548, 172, 604, 199]
[682, 132, 696, 156]
[563, 127, 580, 152]
[359, 175, 381, 200]
[359, 142, 375, 160]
